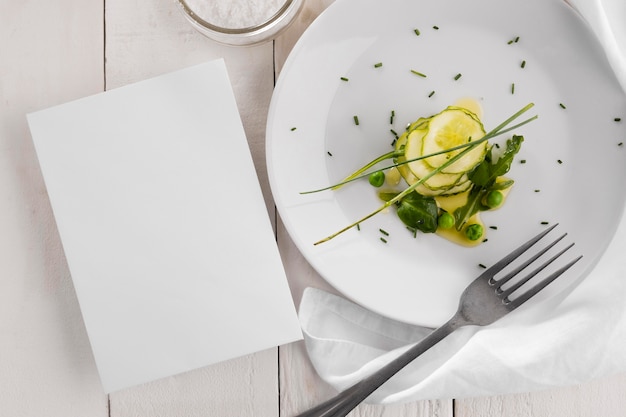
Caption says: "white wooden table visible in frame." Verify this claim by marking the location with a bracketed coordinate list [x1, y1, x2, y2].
[2, 0, 626, 415]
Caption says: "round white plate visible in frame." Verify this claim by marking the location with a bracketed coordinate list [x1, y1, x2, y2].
[267, 0, 626, 327]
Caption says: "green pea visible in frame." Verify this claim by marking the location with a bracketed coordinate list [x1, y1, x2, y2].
[438, 211, 454, 229]
[484, 190, 503, 208]
[465, 224, 484, 241]
[368, 170, 385, 187]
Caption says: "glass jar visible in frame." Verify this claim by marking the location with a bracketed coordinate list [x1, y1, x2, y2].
[177, 0, 304, 46]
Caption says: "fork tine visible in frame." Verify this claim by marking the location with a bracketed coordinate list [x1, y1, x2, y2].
[507, 254, 583, 308]
[483, 223, 558, 278]
[499, 242, 574, 299]
[493, 233, 567, 288]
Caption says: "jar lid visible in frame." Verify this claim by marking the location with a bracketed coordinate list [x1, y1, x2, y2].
[177, 0, 304, 46]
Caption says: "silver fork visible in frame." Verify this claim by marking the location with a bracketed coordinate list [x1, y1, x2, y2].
[295, 224, 582, 417]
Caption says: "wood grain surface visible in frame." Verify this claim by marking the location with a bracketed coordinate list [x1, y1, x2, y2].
[1, 0, 625, 416]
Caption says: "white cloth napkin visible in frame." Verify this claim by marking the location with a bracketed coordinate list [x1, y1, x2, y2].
[567, 0, 626, 92]
[299, 0, 626, 402]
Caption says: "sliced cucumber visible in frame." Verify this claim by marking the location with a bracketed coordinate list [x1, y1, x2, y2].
[421, 107, 487, 174]
[393, 106, 488, 197]
[404, 128, 466, 190]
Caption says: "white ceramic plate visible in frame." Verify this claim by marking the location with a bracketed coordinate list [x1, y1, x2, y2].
[267, 0, 626, 327]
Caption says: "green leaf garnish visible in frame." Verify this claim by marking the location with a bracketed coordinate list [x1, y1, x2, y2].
[454, 135, 524, 229]
[396, 192, 438, 233]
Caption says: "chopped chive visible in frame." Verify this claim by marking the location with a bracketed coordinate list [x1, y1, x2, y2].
[619, 142, 624, 147]
[433, 25, 439, 30]
[390, 110, 395, 124]
[379, 228, 389, 236]
[374, 62, 383, 68]
[515, 36, 520, 43]
[356, 224, 361, 231]
[521, 60, 526, 68]
[478, 263, 487, 269]
[327, 151, 333, 156]
[541, 221, 550, 225]
[507, 40, 514, 45]
[535, 189, 541, 192]
[428, 90, 435, 98]
[390, 129, 399, 138]
[511, 83, 515, 94]
[353, 115, 360, 125]
[489, 226, 498, 230]
[494, 143, 500, 149]
[482, 239, 488, 243]
[380, 237, 388, 243]
[410, 69, 427, 77]
[414, 28, 420, 36]
[557, 159, 563, 164]
[615, 117, 622, 122]
[340, 76, 349, 82]
[520, 159, 526, 164]
[290, 127, 297, 131]
[454, 73, 462, 81]
[559, 103, 566, 109]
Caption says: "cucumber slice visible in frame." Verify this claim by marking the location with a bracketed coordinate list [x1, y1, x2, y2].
[404, 128, 465, 190]
[406, 117, 430, 133]
[394, 131, 414, 183]
[421, 107, 487, 174]
[395, 106, 488, 197]
[443, 178, 472, 195]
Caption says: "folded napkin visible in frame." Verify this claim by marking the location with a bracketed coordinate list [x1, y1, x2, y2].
[299, 1, 626, 401]
[567, 0, 626, 92]
[301, 221, 626, 402]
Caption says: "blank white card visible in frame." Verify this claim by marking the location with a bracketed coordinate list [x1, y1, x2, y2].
[28, 59, 302, 392]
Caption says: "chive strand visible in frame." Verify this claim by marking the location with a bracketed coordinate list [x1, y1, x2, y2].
[411, 69, 427, 77]
[302, 104, 537, 195]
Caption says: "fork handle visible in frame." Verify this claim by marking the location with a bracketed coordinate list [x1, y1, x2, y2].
[294, 317, 465, 417]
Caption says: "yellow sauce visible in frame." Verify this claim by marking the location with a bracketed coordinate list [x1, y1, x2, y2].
[454, 97, 483, 119]
[435, 191, 484, 247]
[385, 166, 401, 186]
[434, 178, 512, 247]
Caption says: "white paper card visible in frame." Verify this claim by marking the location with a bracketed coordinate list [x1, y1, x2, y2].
[27, 60, 302, 393]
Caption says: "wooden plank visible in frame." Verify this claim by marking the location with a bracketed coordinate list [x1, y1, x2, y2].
[104, 0, 279, 415]
[0, 0, 108, 416]
[277, 221, 454, 417]
[456, 373, 626, 417]
[280, 338, 453, 417]
[274, 1, 452, 415]
[110, 348, 278, 417]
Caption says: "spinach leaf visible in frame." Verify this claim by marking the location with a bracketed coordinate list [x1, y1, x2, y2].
[396, 192, 438, 233]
